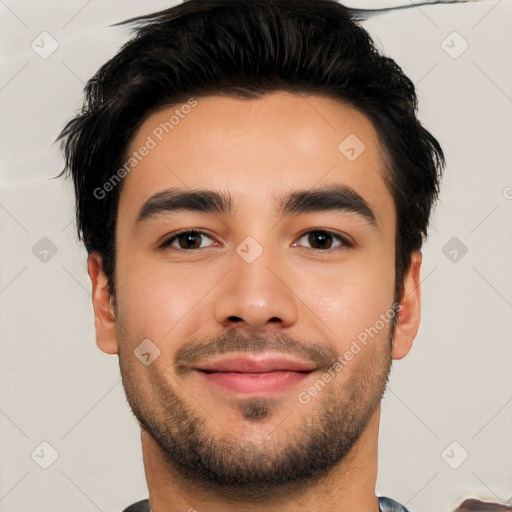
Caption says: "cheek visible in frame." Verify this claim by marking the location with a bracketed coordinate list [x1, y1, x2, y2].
[115, 256, 217, 345]
[300, 253, 395, 345]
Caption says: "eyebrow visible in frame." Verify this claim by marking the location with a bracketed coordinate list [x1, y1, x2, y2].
[135, 185, 378, 230]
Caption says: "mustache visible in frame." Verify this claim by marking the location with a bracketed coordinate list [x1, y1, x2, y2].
[172, 330, 339, 376]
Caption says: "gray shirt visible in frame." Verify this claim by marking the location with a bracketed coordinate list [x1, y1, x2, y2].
[123, 496, 411, 511]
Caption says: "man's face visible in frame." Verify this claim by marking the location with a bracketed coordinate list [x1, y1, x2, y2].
[95, 91, 412, 499]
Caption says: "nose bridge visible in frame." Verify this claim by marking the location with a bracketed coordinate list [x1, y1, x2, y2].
[213, 237, 299, 329]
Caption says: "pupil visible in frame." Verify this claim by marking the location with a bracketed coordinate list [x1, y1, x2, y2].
[309, 231, 331, 249]
[180, 233, 200, 249]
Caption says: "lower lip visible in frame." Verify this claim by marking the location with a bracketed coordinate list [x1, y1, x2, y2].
[197, 370, 313, 394]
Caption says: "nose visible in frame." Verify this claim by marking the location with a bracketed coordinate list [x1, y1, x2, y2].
[213, 246, 299, 330]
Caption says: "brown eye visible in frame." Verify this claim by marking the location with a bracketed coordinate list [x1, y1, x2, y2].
[159, 230, 216, 251]
[294, 230, 351, 250]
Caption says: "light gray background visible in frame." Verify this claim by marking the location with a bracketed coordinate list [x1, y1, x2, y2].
[1, 1, 511, 511]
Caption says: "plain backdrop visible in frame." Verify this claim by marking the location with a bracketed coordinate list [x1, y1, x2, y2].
[0, 1, 511, 511]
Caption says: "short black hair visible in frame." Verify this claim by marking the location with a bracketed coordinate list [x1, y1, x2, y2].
[58, 0, 445, 312]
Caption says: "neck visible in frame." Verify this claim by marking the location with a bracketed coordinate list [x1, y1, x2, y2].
[141, 406, 382, 512]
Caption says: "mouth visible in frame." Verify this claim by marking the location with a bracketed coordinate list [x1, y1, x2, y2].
[193, 354, 318, 394]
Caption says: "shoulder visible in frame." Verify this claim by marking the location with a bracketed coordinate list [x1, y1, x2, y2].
[379, 496, 412, 512]
[122, 499, 151, 512]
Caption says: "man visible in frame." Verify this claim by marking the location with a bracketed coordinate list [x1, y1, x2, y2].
[58, 0, 446, 510]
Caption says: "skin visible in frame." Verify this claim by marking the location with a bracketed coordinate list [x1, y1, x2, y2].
[88, 91, 422, 512]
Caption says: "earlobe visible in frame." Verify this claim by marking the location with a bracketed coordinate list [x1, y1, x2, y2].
[88, 252, 119, 355]
[391, 251, 422, 360]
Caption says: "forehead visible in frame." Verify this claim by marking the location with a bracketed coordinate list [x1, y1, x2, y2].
[117, 91, 394, 230]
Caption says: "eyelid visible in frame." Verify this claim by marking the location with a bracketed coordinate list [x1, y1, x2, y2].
[157, 228, 354, 251]
[293, 229, 354, 250]
[157, 228, 218, 250]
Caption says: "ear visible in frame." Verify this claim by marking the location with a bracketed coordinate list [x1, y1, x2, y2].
[88, 252, 118, 355]
[391, 250, 422, 360]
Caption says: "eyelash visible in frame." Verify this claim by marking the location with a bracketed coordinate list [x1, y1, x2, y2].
[157, 228, 353, 252]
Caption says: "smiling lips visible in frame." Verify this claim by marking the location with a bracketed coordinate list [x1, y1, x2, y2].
[194, 355, 317, 394]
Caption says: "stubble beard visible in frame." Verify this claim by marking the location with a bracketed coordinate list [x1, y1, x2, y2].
[118, 328, 393, 503]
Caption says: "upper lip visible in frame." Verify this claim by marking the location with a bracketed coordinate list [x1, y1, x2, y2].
[194, 354, 318, 373]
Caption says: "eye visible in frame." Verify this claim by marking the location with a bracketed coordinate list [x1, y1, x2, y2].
[158, 229, 217, 251]
[293, 230, 352, 250]
[157, 229, 351, 252]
